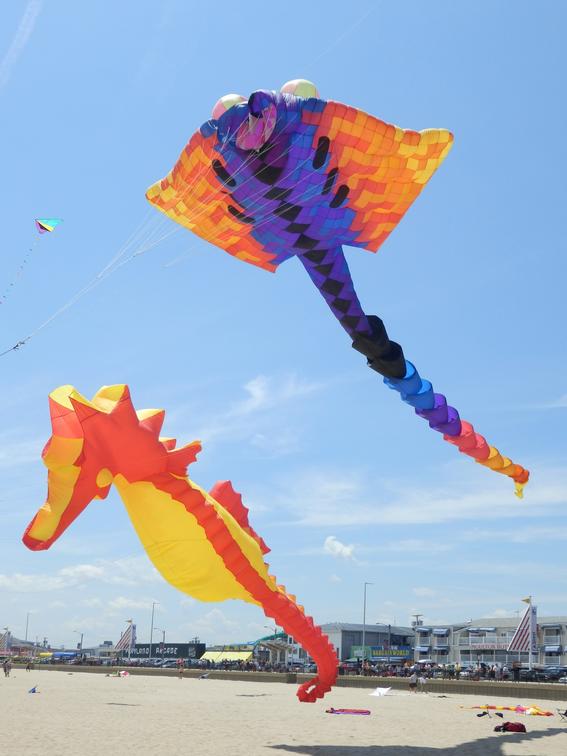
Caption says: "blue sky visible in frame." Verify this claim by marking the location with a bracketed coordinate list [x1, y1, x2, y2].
[1, 0, 566, 650]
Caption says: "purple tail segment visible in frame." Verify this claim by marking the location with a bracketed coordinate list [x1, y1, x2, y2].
[299, 247, 372, 338]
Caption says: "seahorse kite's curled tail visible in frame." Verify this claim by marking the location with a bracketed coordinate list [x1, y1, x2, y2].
[22, 384, 337, 701]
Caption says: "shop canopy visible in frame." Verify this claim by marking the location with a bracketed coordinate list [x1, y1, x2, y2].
[200, 651, 253, 663]
[544, 645, 562, 653]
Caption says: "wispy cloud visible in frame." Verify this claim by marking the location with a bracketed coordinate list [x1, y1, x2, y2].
[0, 433, 42, 470]
[0, 1, 42, 90]
[173, 373, 324, 456]
[268, 466, 567, 527]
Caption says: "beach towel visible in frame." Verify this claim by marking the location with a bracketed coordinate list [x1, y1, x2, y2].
[326, 708, 371, 715]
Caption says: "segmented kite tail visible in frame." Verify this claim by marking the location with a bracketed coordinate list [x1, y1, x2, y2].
[259, 586, 338, 703]
[352, 316, 529, 497]
[176, 483, 338, 702]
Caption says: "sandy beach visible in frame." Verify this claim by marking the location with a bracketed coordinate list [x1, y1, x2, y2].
[1, 671, 566, 756]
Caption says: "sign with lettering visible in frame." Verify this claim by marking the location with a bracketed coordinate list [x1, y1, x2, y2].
[352, 645, 412, 659]
[122, 643, 205, 659]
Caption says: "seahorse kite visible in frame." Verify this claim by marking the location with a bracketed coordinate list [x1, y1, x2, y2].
[22, 384, 338, 702]
[146, 78, 529, 496]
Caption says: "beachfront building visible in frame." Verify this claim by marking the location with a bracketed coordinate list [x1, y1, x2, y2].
[320, 622, 414, 664]
[413, 616, 567, 667]
[201, 634, 309, 667]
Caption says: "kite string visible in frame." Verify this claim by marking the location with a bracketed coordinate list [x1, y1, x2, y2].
[1, 109, 328, 355]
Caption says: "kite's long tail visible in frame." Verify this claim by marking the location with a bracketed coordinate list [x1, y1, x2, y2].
[352, 316, 529, 497]
[299, 249, 529, 495]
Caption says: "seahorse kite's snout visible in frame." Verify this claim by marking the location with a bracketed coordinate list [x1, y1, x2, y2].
[22, 384, 338, 702]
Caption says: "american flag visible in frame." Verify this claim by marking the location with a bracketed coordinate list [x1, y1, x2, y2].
[0, 631, 10, 653]
[507, 603, 537, 653]
[115, 622, 136, 653]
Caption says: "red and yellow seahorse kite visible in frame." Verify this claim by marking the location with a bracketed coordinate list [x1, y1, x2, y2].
[22, 384, 337, 702]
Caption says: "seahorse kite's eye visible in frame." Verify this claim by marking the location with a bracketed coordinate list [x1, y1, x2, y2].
[22, 384, 338, 703]
[146, 81, 529, 496]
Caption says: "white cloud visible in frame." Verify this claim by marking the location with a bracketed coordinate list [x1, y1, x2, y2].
[329, 574, 342, 583]
[0, 1, 42, 90]
[412, 587, 438, 598]
[187, 608, 238, 636]
[0, 556, 160, 593]
[324, 535, 355, 560]
[491, 608, 518, 619]
[107, 596, 155, 611]
[80, 598, 103, 609]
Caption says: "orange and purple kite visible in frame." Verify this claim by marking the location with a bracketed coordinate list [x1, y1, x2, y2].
[146, 79, 529, 495]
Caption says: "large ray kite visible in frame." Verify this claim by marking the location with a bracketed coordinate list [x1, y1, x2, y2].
[22, 384, 337, 702]
[146, 79, 529, 496]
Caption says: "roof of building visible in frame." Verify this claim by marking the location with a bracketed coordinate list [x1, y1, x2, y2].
[423, 616, 567, 630]
[321, 622, 414, 635]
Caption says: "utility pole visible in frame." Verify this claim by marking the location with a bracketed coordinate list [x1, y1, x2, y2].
[361, 582, 373, 669]
[25, 612, 30, 643]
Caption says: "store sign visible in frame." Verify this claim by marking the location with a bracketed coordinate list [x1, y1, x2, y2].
[352, 645, 412, 659]
[125, 643, 205, 659]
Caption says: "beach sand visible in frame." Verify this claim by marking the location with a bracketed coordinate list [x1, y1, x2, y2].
[1, 671, 566, 755]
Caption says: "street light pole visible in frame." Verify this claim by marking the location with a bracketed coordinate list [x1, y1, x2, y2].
[25, 612, 30, 643]
[149, 602, 157, 660]
[361, 582, 373, 669]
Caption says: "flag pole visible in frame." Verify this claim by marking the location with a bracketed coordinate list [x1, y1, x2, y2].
[527, 596, 533, 671]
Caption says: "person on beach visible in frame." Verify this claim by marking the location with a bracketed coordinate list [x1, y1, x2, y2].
[3, 659, 12, 677]
[418, 674, 427, 693]
[177, 658, 184, 679]
[409, 671, 417, 692]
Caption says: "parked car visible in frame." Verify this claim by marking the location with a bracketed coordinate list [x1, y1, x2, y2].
[558, 676, 567, 684]
[543, 666, 567, 681]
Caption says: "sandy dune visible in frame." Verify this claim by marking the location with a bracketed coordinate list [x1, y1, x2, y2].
[1, 670, 566, 755]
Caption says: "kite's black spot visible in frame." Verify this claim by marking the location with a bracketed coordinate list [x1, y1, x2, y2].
[264, 187, 292, 201]
[253, 164, 283, 185]
[341, 315, 363, 331]
[321, 279, 344, 296]
[313, 137, 330, 169]
[322, 168, 338, 195]
[332, 298, 352, 314]
[303, 249, 328, 264]
[274, 202, 301, 222]
[314, 263, 334, 276]
[330, 184, 349, 208]
[285, 222, 310, 234]
[212, 160, 236, 187]
[293, 234, 319, 251]
[227, 205, 255, 224]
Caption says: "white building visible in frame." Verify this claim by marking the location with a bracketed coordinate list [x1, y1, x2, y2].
[414, 616, 567, 666]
